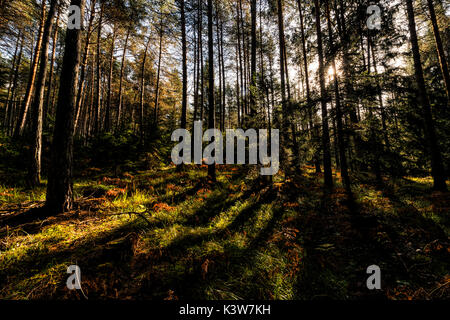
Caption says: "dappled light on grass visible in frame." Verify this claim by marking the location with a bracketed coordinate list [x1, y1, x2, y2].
[0, 166, 449, 300]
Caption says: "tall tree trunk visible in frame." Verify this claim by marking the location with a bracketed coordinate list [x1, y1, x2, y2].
[314, 0, 333, 189]
[6, 34, 24, 135]
[426, 0, 450, 101]
[180, 0, 187, 131]
[178, 0, 188, 171]
[297, 0, 321, 173]
[325, 0, 351, 194]
[44, 7, 60, 129]
[3, 30, 21, 130]
[216, 1, 223, 130]
[117, 28, 130, 130]
[193, 8, 199, 123]
[207, 0, 216, 182]
[46, 0, 86, 215]
[14, 1, 46, 137]
[94, 1, 103, 134]
[139, 36, 151, 145]
[405, 0, 447, 191]
[236, 1, 244, 125]
[199, 0, 205, 122]
[74, 0, 95, 133]
[235, 43, 241, 126]
[154, 19, 163, 129]
[105, 26, 117, 133]
[220, 15, 226, 130]
[28, 0, 58, 187]
[250, 0, 257, 116]
[277, 0, 287, 142]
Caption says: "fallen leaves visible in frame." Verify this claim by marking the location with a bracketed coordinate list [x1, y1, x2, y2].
[153, 202, 176, 213]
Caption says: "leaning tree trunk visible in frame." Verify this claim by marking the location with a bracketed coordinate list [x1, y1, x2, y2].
[3, 30, 21, 131]
[406, 0, 447, 191]
[14, 1, 46, 137]
[6, 34, 24, 135]
[28, 0, 58, 187]
[46, 0, 86, 215]
[426, 0, 450, 101]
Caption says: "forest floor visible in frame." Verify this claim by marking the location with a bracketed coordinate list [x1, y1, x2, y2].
[0, 164, 449, 300]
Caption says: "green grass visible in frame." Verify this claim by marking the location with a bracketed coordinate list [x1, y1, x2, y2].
[0, 166, 448, 300]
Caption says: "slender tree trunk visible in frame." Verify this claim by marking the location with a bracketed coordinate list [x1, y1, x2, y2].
[117, 28, 130, 130]
[370, 39, 390, 152]
[314, 0, 333, 189]
[200, 0, 205, 122]
[427, 0, 450, 101]
[140, 36, 151, 145]
[44, 7, 60, 129]
[207, 0, 216, 182]
[74, 0, 95, 133]
[14, 1, 46, 137]
[154, 19, 163, 129]
[220, 16, 226, 130]
[3, 30, 21, 130]
[236, 1, 244, 124]
[236, 43, 241, 126]
[406, 0, 447, 191]
[193, 7, 199, 123]
[94, 1, 104, 134]
[277, 0, 291, 171]
[297, 0, 321, 173]
[29, 0, 58, 187]
[180, 0, 187, 131]
[6, 34, 24, 135]
[216, 1, 223, 130]
[250, 0, 257, 116]
[105, 26, 117, 133]
[325, 0, 351, 194]
[46, 0, 86, 215]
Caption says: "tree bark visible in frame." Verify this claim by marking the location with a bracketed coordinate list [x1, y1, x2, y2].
[314, 0, 333, 189]
[426, 0, 450, 101]
[405, 0, 447, 191]
[117, 28, 130, 130]
[28, 0, 58, 187]
[325, 0, 351, 194]
[105, 26, 117, 133]
[180, 0, 187, 130]
[46, 0, 86, 215]
[14, 1, 46, 137]
[207, 0, 216, 182]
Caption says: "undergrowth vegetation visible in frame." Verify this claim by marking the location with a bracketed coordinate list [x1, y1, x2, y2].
[0, 164, 448, 300]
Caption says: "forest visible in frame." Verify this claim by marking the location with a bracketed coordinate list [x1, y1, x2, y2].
[0, 0, 449, 301]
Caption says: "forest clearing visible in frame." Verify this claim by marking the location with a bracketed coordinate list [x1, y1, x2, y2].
[0, 0, 449, 301]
